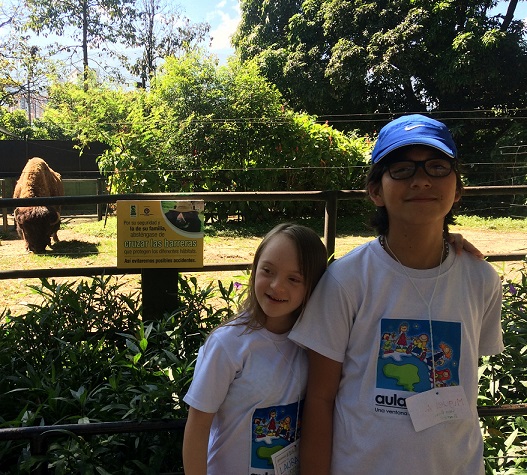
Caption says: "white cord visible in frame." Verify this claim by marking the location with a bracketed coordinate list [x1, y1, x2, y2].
[383, 238, 445, 389]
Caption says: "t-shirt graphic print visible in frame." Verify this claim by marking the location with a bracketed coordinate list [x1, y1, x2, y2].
[375, 318, 461, 417]
[250, 400, 302, 474]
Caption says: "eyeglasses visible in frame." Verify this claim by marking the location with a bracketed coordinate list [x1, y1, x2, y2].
[385, 158, 454, 180]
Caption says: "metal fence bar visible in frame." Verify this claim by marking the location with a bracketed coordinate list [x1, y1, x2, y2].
[0, 190, 332, 208]
[2, 403, 524, 444]
[0, 420, 187, 475]
[1, 404, 527, 475]
[1, 185, 526, 209]
[1, 253, 525, 281]
[0, 263, 252, 280]
[324, 190, 338, 262]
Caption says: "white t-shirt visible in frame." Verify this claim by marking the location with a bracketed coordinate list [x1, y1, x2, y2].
[184, 320, 307, 475]
[289, 239, 503, 475]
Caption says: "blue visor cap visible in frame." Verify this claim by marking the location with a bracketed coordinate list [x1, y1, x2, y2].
[371, 114, 458, 164]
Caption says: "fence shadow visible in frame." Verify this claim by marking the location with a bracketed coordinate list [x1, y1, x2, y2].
[50, 240, 99, 258]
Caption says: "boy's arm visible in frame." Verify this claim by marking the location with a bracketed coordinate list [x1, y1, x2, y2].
[183, 406, 215, 475]
[300, 349, 342, 475]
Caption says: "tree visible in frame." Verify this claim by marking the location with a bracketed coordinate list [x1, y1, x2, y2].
[0, 3, 56, 109]
[24, 0, 137, 90]
[41, 50, 368, 220]
[232, 0, 527, 119]
[126, 0, 210, 89]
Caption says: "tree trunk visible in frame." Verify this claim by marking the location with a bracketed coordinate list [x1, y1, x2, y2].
[500, 0, 518, 31]
[82, 0, 89, 91]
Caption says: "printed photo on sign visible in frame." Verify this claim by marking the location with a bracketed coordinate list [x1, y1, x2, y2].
[162, 201, 203, 234]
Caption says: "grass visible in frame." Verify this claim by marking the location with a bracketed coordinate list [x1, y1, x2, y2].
[455, 215, 527, 231]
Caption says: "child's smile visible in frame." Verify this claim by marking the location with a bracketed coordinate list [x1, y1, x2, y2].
[254, 233, 306, 333]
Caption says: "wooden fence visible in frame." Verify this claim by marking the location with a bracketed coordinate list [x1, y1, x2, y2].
[0, 178, 106, 232]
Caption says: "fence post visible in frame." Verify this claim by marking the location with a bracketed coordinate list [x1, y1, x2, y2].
[141, 268, 180, 319]
[1, 179, 7, 233]
[96, 178, 104, 221]
[30, 435, 48, 475]
[324, 191, 338, 262]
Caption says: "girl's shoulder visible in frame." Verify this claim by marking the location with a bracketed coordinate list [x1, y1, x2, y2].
[203, 318, 268, 362]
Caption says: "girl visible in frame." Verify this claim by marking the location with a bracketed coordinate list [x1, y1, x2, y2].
[182, 223, 328, 475]
[290, 115, 503, 475]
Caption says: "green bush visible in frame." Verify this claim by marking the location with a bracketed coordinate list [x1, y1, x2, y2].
[479, 263, 527, 473]
[0, 275, 240, 473]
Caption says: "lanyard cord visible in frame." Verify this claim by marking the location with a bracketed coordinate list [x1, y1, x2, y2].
[383, 238, 445, 389]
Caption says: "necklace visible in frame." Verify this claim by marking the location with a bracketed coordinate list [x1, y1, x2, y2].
[378, 235, 449, 263]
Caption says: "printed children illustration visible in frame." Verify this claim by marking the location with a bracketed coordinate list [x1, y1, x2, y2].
[378, 318, 460, 393]
[278, 416, 292, 440]
[395, 322, 409, 352]
[251, 402, 302, 470]
[410, 334, 429, 360]
[266, 409, 278, 436]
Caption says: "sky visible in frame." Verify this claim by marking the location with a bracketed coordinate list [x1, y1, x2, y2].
[179, 0, 527, 65]
[178, 0, 241, 64]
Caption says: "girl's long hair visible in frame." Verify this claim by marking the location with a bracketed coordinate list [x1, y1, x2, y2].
[228, 223, 327, 333]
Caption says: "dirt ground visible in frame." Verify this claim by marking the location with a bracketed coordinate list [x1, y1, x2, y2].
[2, 223, 525, 261]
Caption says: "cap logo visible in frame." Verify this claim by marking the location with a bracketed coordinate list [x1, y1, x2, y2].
[404, 124, 426, 131]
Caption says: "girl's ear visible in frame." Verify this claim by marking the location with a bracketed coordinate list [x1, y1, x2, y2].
[368, 183, 385, 207]
[453, 188, 461, 203]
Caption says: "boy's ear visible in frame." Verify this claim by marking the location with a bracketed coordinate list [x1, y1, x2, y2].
[368, 183, 385, 207]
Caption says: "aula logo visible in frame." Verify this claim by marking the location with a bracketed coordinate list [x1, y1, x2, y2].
[375, 393, 407, 408]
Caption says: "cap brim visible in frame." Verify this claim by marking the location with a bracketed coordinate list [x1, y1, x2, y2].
[373, 137, 456, 163]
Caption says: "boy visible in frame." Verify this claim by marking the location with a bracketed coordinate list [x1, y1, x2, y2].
[290, 114, 503, 475]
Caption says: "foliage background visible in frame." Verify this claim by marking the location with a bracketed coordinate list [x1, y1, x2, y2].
[0, 275, 238, 473]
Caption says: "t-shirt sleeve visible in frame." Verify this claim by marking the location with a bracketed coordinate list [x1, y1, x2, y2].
[289, 270, 353, 363]
[183, 330, 239, 413]
[479, 270, 504, 356]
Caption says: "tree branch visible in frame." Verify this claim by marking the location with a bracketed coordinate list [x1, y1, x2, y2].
[500, 0, 518, 31]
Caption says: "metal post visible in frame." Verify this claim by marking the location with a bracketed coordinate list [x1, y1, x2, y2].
[141, 268, 180, 319]
[96, 178, 104, 221]
[1, 179, 7, 232]
[324, 190, 338, 262]
[30, 435, 48, 475]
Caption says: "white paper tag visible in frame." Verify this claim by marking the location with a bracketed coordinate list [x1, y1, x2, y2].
[405, 386, 473, 432]
[271, 439, 300, 475]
